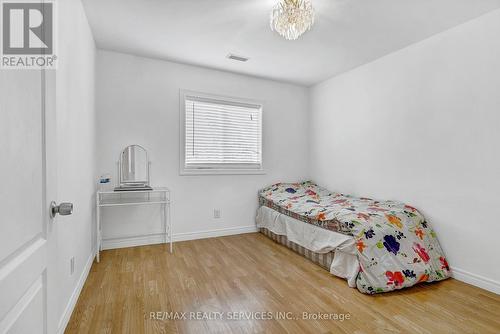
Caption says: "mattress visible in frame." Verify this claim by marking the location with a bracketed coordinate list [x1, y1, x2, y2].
[259, 228, 334, 271]
[258, 181, 451, 294]
[259, 182, 351, 235]
[256, 205, 359, 287]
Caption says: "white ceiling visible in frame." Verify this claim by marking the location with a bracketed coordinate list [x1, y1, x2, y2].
[82, 0, 500, 86]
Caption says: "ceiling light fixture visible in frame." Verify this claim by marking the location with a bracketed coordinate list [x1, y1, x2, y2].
[270, 0, 315, 40]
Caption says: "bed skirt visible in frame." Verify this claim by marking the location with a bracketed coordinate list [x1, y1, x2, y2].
[259, 227, 334, 271]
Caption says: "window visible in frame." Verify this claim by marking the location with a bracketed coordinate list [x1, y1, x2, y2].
[180, 90, 263, 175]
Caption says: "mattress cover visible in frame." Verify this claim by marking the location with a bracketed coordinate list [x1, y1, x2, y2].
[256, 205, 359, 287]
[258, 182, 451, 293]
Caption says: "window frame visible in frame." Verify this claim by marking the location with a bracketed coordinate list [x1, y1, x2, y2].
[179, 89, 265, 175]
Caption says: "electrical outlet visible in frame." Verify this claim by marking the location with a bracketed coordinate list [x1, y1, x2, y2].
[213, 209, 221, 219]
[70, 257, 75, 275]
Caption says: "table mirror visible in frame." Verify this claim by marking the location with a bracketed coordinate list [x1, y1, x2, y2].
[115, 145, 152, 191]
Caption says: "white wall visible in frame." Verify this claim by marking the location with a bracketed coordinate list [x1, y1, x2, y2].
[96, 50, 309, 246]
[55, 0, 96, 331]
[310, 9, 500, 293]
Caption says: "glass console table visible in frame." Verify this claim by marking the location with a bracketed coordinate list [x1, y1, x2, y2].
[96, 187, 172, 262]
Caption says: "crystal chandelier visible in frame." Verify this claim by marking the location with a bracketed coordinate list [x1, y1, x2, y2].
[270, 0, 315, 40]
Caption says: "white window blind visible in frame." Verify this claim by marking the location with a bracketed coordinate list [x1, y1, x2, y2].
[183, 94, 262, 171]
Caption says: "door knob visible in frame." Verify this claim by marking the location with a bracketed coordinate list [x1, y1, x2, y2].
[50, 201, 73, 218]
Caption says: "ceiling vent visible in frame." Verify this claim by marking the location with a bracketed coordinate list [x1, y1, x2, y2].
[227, 54, 249, 62]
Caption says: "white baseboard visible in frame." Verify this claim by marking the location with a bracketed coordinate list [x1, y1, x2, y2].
[101, 234, 166, 250]
[101, 225, 258, 250]
[173, 225, 258, 242]
[451, 266, 500, 295]
[57, 251, 95, 334]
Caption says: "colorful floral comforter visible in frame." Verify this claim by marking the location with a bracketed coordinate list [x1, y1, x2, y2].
[258, 181, 451, 294]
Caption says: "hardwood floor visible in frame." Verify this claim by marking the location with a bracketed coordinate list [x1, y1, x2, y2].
[66, 233, 500, 334]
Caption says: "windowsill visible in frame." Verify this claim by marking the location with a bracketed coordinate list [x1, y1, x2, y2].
[180, 168, 266, 176]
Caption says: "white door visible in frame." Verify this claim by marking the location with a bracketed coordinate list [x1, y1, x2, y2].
[0, 67, 60, 333]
